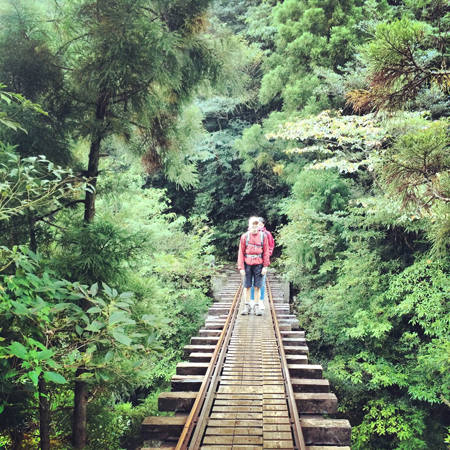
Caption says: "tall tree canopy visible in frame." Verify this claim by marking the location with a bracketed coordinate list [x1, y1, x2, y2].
[2, 1, 450, 449]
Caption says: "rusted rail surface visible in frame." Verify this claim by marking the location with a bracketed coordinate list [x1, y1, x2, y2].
[267, 278, 306, 450]
[142, 269, 351, 450]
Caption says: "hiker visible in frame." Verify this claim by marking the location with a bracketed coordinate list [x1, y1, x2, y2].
[250, 217, 274, 306]
[237, 216, 270, 316]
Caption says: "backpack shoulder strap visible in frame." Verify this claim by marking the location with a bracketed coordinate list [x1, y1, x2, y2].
[245, 231, 264, 253]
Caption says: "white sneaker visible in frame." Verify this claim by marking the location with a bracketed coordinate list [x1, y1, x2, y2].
[241, 303, 251, 315]
[254, 304, 262, 316]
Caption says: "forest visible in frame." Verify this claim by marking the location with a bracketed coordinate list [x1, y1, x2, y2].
[0, 0, 449, 449]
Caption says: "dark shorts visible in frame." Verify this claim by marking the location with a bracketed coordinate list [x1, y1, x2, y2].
[244, 263, 263, 289]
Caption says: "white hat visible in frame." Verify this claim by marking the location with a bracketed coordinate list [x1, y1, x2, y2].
[248, 216, 259, 227]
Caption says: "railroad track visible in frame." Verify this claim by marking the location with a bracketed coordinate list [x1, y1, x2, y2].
[142, 270, 351, 450]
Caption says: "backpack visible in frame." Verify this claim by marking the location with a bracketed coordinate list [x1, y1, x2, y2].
[245, 231, 265, 256]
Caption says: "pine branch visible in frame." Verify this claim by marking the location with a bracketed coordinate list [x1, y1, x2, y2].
[34, 199, 85, 222]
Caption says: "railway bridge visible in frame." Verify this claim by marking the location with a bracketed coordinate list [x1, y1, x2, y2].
[141, 270, 351, 450]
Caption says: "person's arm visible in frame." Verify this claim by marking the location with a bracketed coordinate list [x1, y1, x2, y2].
[268, 231, 275, 256]
[237, 235, 245, 272]
[262, 235, 270, 273]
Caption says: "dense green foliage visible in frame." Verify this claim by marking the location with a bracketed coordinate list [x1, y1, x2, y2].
[260, 2, 450, 447]
[0, 111, 214, 450]
[0, 1, 218, 448]
[2, 0, 450, 449]
[184, 0, 450, 448]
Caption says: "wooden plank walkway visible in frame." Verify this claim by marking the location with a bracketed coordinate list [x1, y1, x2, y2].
[141, 270, 351, 450]
[203, 293, 294, 449]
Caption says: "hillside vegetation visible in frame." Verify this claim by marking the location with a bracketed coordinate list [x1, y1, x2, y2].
[0, 0, 449, 449]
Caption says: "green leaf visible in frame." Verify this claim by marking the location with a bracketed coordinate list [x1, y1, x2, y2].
[99, 372, 111, 381]
[27, 338, 46, 351]
[87, 307, 101, 314]
[5, 370, 18, 380]
[75, 325, 83, 336]
[46, 359, 57, 369]
[43, 371, 67, 384]
[109, 311, 128, 326]
[90, 283, 98, 297]
[81, 314, 89, 325]
[85, 320, 104, 332]
[10, 301, 29, 316]
[94, 297, 106, 307]
[53, 303, 72, 311]
[102, 283, 112, 297]
[112, 330, 132, 346]
[28, 371, 39, 385]
[36, 349, 53, 361]
[115, 302, 131, 309]
[86, 344, 97, 354]
[104, 351, 114, 362]
[9, 342, 28, 360]
[77, 372, 94, 380]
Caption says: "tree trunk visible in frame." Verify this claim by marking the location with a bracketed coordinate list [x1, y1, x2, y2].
[73, 91, 110, 449]
[72, 367, 89, 449]
[83, 91, 109, 223]
[83, 135, 102, 222]
[29, 215, 37, 253]
[38, 376, 51, 450]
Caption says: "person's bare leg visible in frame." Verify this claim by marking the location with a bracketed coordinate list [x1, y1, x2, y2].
[254, 287, 261, 303]
[259, 274, 266, 310]
[254, 287, 263, 315]
[248, 287, 255, 310]
[242, 287, 254, 315]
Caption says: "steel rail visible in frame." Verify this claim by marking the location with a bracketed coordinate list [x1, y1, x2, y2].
[175, 279, 243, 450]
[267, 277, 307, 450]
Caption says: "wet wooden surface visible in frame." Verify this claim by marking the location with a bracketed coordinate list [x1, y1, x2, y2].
[142, 271, 351, 450]
[200, 293, 295, 449]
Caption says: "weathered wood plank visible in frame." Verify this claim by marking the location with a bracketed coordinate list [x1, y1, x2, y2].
[141, 416, 186, 440]
[183, 344, 216, 359]
[176, 362, 209, 376]
[302, 418, 351, 446]
[189, 352, 214, 363]
[170, 375, 203, 391]
[288, 364, 323, 378]
[158, 391, 197, 412]
[291, 378, 330, 393]
[295, 392, 338, 414]
[190, 336, 220, 345]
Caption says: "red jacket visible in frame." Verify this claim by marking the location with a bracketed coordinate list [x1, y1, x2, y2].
[259, 226, 275, 256]
[237, 231, 270, 270]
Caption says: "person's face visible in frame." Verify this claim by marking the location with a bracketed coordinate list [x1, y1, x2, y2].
[250, 221, 259, 234]
[258, 221, 264, 229]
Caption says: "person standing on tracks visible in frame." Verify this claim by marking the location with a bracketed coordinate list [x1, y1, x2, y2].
[249, 217, 275, 313]
[237, 216, 270, 316]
